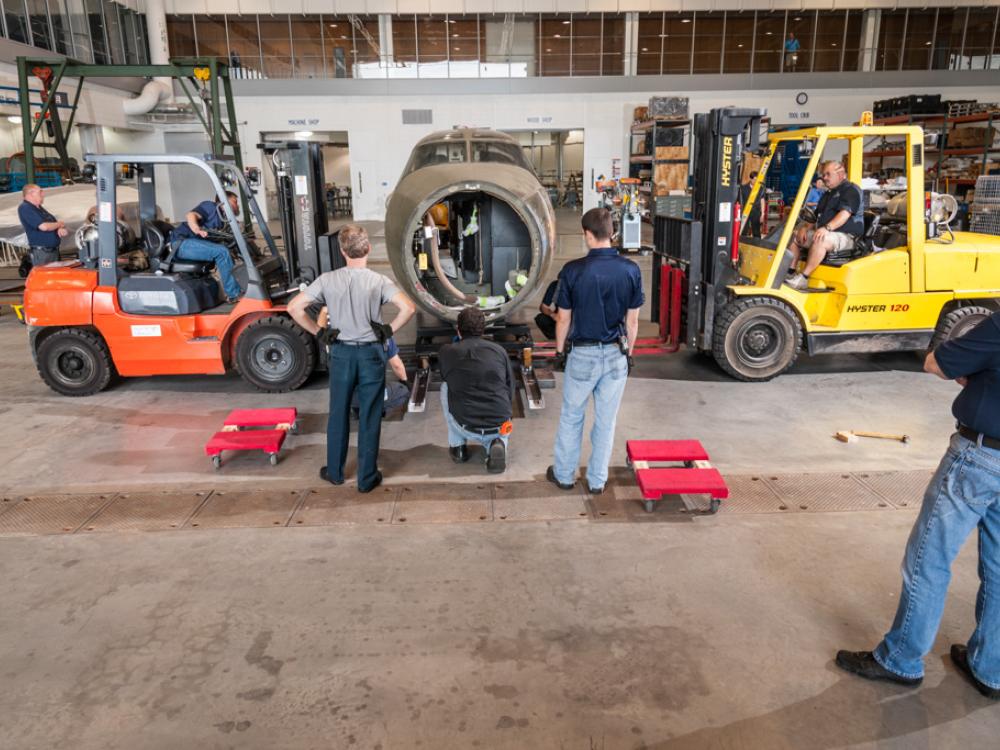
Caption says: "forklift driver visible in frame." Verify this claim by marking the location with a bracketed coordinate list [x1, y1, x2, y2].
[169, 191, 243, 303]
[785, 161, 864, 290]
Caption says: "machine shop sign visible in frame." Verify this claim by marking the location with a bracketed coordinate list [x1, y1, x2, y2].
[288, 118, 319, 126]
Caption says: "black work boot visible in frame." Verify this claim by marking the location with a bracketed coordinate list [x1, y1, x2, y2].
[319, 466, 344, 486]
[486, 439, 506, 474]
[835, 650, 923, 687]
[449, 445, 470, 463]
[951, 645, 1000, 700]
[546, 466, 575, 491]
[358, 471, 383, 494]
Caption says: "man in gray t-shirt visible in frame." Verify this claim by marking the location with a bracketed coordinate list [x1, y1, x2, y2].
[288, 224, 415, 492]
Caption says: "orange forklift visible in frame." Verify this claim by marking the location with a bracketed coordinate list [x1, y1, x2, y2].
[23, 151, 336, 396]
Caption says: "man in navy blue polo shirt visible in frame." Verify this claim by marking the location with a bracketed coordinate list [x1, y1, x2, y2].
[836, 311, 1000, 700]
[18, 183, 67, 270]
[547, 207, 644, 494]
[170, 191, 242, 302]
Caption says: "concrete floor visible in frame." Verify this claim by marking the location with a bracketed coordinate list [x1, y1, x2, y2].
[2, 208, 997, 747]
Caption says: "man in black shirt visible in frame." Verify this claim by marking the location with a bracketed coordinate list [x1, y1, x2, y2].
[836, 312, 1000, 699]
[439, 307, 515, 474]
[534, 276, 561, 340]
[786, 160, 864, 290]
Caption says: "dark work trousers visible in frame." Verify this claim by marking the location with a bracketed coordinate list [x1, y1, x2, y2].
[327, 342, 387, 489]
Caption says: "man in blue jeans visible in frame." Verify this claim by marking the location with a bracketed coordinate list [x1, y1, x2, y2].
[170, 191, 243, 302]
[438, 306, 515, 474]
[287, 224, 415, 492]
[547, 207, 644, 494]
[836, 311, 1000, 700]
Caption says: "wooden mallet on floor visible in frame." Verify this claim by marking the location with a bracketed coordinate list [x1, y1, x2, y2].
[835, 430, 910, 444]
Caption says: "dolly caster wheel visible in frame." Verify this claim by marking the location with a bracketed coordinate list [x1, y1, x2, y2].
[644, 500, 654, 513]
[212, 455, 222, 470]
[709, 498, 721, 514]
[289, 422, 299, 435]
[269, 453, 279, 466]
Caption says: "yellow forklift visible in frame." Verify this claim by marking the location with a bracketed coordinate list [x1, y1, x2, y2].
[653, 107, 1000, 381]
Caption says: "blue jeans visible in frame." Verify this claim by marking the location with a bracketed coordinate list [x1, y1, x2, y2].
[440, 382, 510, 451]
[175, 238, 241, 300]
[327, 343, 386, 490]
[874, 433, 1000, 688]
[552, 344, 629, 490]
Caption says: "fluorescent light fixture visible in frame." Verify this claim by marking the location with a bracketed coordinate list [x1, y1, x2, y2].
[681, 18, 691, 23]
[562, 20, 570, 25]
[294, 131, 313, 138]
[641, 47, 648, 52]
[554, 34, 561, 38]
[7, 115, 22, 124]
[329, 23, 337, 27]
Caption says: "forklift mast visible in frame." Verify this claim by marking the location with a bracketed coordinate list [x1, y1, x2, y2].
[260, 141, 344, 286]
[654, 107, 765, 350]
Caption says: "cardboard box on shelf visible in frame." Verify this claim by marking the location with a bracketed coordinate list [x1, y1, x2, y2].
[740, 152, 765, 184]
[633, 106, 649, 122]
[948, 126, 998, 148]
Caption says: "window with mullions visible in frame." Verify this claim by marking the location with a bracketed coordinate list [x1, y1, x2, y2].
[962, 8, 999, 71]
[49, 0, 74, 55]
[290, 15, 324, 79]
[193, 14, 226, 61]
[391, 14, 417, 77]
[446, 15, 480, 78]
[931, 9, 966, 71]
[571, 15, 601, 76]
[876, 10, 906, 71]
[636, 13, 662, 75]
[722, 12, 752, 74]
[324, 16, 354, 79]
[602, 14, 625, 75]
[812, 11, 844, 72]
[84, 0, 109, 63]
[166, 13, 196, 57]
[662, 13, 693, 74]
[26, 0, 53, 50]
[901, 9, 935, 70]
[417, 15, 448, 78]
[752, 11, 785, 73]
[784, 11, 813, 72]
[352, 15, 382, 78]
[538, 14, 571, 77]
[692, 12, 724, 74]
[258, 15, 292, 78]
[120, 7, 141, 64]
[4, 0, 32, 44]
[102, 0, 124, 63]
[226, 15, 260, 77]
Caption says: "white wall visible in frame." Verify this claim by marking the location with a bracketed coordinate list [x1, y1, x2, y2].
[234, 82, 1000, 222]
[323, 146, 351, 186]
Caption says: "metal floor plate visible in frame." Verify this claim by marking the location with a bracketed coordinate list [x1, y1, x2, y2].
[763, 473, 890, 512]
[187, 489, 302, 529]
[0, 493, 116, 536]
[493, 481, 589, 521]
[392, 483, 493, 524]
[82, 491, 210, 532]
[854, 470, 934, 509]
[717, 475, 786, 514]
[291, 487, 397, 526]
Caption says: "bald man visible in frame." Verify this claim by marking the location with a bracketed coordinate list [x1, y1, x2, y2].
[785, 161, 864, 290]
[18, 184, 67, 270]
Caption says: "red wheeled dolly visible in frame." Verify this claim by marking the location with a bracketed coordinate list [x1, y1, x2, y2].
[204, 408, 298, 469]
[626, 439, 729, 514]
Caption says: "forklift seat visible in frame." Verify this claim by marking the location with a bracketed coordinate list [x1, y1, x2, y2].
[822, 211, 880, 268]
[142, 219, 215, 276]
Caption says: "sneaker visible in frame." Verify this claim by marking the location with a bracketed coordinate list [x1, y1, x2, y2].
[319, 466, 344, 486]
[951, 644, 1000, 700]
[834, 650, 923, 687]
[588, 485, 605, 495]
[546, 465, 575, 491]
[449, 445, 470, 463]
[486, 439, 506, 474]
[785, 272, 809, 290]
[358, 470, 383, 494]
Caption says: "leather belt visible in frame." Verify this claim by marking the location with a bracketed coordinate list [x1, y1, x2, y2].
[460, 423, 503, 436]
[570, 340, 618, 347]
[958, 425, 1000, 451]
[334, 340, 380, 347]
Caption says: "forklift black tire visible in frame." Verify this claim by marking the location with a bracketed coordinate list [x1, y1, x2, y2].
[713, 297, 803, 382]
[36, 328, 115, 397]
[929, 304, 994, 351]
[236, 315, 316, 393]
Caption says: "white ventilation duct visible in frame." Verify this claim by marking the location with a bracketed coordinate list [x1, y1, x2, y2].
[123, 0, 172, 116]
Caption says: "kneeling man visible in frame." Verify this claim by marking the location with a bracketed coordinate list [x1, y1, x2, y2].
[439, 307, 514, 474]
